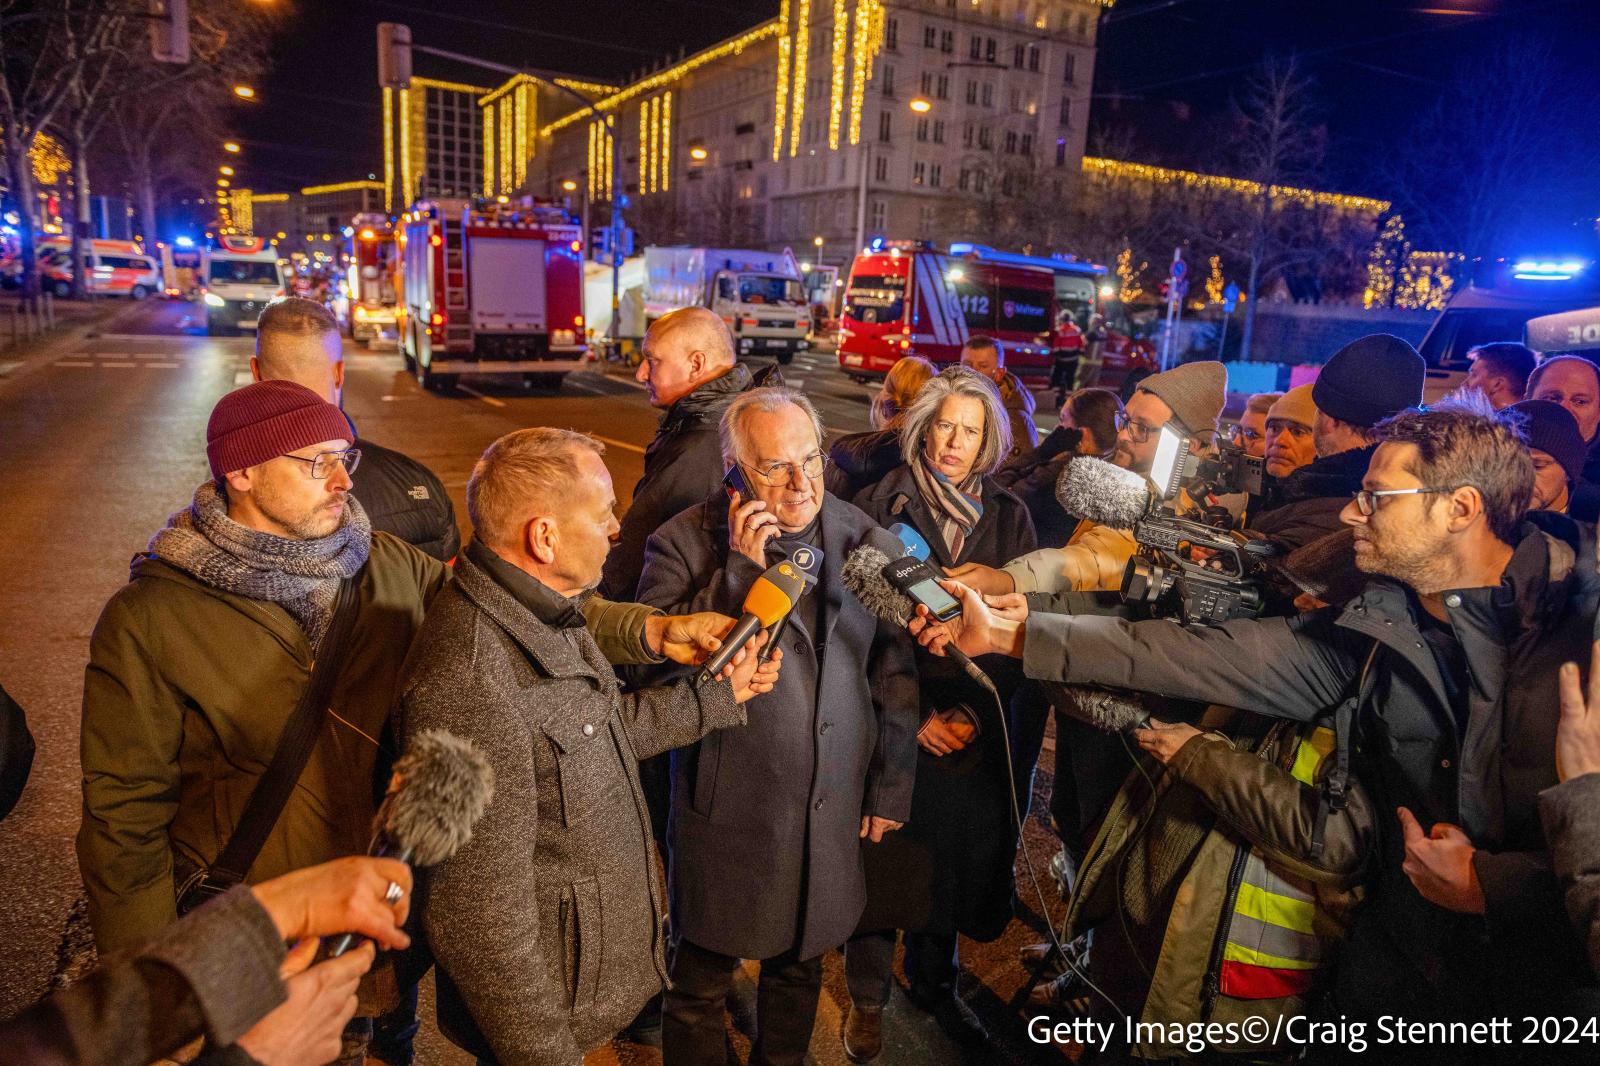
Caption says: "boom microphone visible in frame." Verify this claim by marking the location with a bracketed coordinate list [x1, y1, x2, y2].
[887, 522, 932, 562]
[329, 729, 495, 956]
[697, 560, 807, 685]
[1056, 457, 1153, 530]
[841, 545, 996, 694]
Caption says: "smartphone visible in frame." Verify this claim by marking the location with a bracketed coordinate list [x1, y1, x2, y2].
[723, 464, 754, 501]
[883, 556, 963, 622]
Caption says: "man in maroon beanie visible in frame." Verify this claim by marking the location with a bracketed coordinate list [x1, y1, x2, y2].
[77, 379, 450, 1063]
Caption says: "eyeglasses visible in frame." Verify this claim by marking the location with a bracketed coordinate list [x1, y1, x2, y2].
[742, 452, 828, 486]
[281, 448, 362, 479]
[1113, 411, 1163, 443]
[1226, 423, 1264, 446]
[1351, 486, 1457, 516]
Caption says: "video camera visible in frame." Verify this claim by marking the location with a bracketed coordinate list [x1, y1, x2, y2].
[1124, 426, 1276, 626]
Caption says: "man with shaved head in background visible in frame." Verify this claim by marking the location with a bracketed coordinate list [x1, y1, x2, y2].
[602, 306, 773, 600]
[253, 297, 460, 561]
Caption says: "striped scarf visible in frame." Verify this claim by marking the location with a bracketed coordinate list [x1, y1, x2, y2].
[909, 454, 983, 558]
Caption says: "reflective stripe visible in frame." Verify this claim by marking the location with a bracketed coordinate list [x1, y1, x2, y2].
[1221, 940, 1320, 972]
[1223, 912, 1323, 968]
[1291, 726, 1336, 786]
[1233, 879, 1316, 933]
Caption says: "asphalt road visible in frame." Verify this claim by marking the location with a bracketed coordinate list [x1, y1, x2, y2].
[0, 298, 1079, 1065]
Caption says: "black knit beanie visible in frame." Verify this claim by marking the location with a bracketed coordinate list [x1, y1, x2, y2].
[1508, 400, 1587, 485]
[1312, 334, 1426, 427]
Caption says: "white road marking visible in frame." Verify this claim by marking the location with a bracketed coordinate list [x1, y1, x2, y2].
[381, 394, 400, 401]
[590, 435, 646, 454]
[53, 361, 94, 368]
[100, 362, 136, 368]
[457, 384, 507, 408]
[146, 362, 179, 369]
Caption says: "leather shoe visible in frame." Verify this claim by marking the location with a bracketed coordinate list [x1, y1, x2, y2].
[842, 1003, 884, 1062]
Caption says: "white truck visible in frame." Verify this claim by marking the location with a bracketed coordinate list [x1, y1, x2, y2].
[202, 236, 286, 334]
[643, 245, 811, 364]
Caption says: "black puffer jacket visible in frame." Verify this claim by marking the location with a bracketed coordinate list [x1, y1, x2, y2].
[1249, 443, 1375, 551]
[993, 424, 1086, 548]
[350, 438, 460, 562]
[826, 428, 903, 501]
[601, 364, 771, 600]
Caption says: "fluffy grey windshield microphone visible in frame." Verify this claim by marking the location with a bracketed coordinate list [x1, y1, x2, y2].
[328, 729, 494, 956]
[1056, 457, 1152, 530]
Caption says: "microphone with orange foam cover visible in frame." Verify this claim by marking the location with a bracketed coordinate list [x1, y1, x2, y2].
[695, 560, 807, 685]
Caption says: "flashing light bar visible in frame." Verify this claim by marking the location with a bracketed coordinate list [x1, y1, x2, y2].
[1512, 259, 1587, 281]
[948, 241, 1107, 277]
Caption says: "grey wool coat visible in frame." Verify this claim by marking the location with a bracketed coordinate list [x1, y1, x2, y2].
[397, 545, 745, 1065]
[636, 492, 921, 962]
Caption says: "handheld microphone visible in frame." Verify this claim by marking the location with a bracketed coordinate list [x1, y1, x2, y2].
[841, 545, 996, 694]
[887, 522, 932, 562]
[1056, 457, 1152, 530]
[761, 546, 823, 663]
[329, 729, 495, 956]
[697, 560, 807, 685]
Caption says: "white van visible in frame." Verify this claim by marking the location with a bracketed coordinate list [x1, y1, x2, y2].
[202, 237, 286, 334]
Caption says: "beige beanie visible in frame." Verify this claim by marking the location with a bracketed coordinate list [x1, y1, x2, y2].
[1137, 361, 1229, 437]
[1267, 383, 1318, 429]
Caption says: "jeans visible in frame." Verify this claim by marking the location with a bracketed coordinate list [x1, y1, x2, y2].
[663, 938, 823, 1066]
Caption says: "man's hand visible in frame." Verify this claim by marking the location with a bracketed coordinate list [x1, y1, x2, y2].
[983, 591, 1029, 623]
[1133, 717, 1200, 764]
[250, 856, 412, 950]
[233, 941, 373, 1066]
[909, 580, 1022, 660]
[645, 611, 739, 667]
[729, 492, 781, 567]
[1556, 639, 1600, 782]
[917, 712, 975, 756]
[859, 816, 903, 843]
[944, 561, 1016, 596]
[1397, 807, 1485, 914]
[728, 632, 781, 703]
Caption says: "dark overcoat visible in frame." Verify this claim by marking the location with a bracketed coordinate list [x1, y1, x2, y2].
[851, 464, 1038, 940]
[636, 492, 920, 961]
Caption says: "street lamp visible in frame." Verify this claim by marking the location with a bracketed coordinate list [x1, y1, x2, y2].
[561, 179, 577, 192]
[223, 142, 241, 154]
[232, 85, 256, 100]
[909, 97, 932, 113]
[854, 96, 936, 258]
[689, 145, 709, 161]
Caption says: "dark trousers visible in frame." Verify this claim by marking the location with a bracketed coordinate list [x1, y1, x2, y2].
[842, 929, 958, 1008]
[663, 938, 823, 1066]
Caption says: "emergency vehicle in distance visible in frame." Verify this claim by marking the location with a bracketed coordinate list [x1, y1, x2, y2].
[643, 245, 811, 363]
[4, 238, 161, 299]
[1418, 254, 1600, 401]
[202, 236, 287, 335]
[399, 198, 587, 392]
[338, 214, 400, 347]
[837, 239, 1156, 391]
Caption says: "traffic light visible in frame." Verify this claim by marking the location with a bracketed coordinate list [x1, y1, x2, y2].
[591, 228, 611, 261]
[149, 0, 190, 65]
[377, 23, 412, 90]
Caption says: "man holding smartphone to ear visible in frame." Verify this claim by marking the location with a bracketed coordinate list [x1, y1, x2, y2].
[637, 385, 920, 1066]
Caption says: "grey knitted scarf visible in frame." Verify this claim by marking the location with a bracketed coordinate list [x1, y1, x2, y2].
[148, 481, 371, 648]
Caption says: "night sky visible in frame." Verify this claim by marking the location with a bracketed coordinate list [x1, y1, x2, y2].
[235, 0, 1596, 213]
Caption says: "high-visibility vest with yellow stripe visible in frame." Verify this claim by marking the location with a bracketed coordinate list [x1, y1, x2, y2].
[1217, 726, 1335, 1000]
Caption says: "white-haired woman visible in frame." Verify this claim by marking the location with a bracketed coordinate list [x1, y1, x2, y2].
[840, 366, 1038, 1052]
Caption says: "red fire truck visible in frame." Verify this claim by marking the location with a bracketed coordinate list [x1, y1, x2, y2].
[399, 198, 588, 392]
[837, 239, 1155, 392]
[339, 213, 400, 346]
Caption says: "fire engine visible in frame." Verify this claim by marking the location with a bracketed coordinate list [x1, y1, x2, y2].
[399, 198, 587, 392]
[837, 239, 1155, 392]
[340, 213, 400, 346]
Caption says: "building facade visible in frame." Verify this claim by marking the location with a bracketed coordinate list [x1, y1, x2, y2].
[478, 0, 1108, 262]
[382, 76, 491, 212]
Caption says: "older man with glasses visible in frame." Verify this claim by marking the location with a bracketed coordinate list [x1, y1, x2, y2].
[78, 380, 450, 1062]
[635, 386, 920, 1066]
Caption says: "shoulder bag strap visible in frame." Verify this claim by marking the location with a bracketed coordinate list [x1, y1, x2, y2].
[1310, 640, 1379, 861]
[206, 576, 364, 889]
